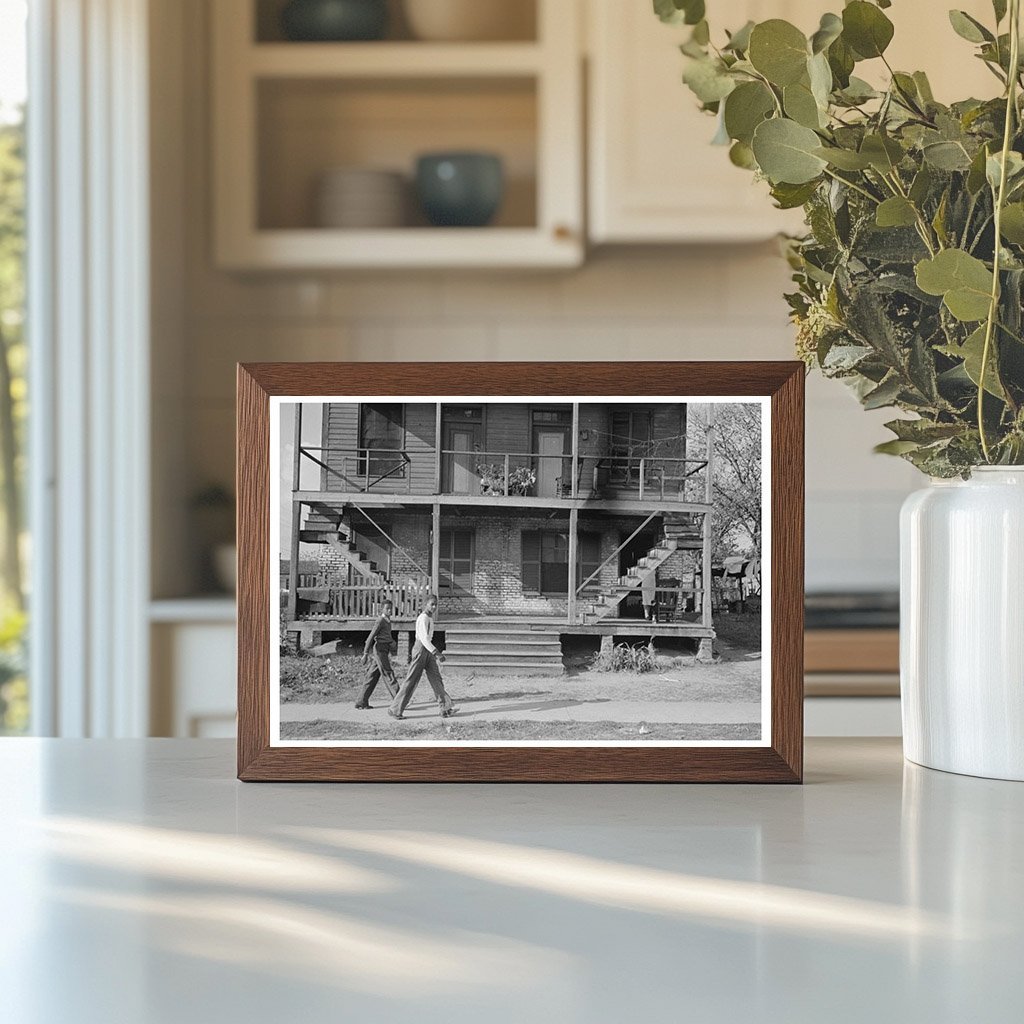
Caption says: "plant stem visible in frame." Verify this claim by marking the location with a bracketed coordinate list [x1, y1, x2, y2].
[822, 167, 880, 204]
[979, 0, 1021, 462]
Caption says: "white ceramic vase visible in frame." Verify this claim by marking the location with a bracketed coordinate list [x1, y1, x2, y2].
[900, 467, 1024, 780]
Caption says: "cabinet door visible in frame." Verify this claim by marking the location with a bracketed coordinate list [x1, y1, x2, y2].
[588, 0, 813, 243]
[588, 0, 996, 244]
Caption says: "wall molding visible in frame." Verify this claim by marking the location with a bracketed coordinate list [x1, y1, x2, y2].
[28, 0, 150, 736]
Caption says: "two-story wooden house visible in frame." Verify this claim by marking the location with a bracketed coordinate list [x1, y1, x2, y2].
[284, 401, 716, 675]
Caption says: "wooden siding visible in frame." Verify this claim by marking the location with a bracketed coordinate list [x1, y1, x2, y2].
[482, 404, 530, 467]
[321, 402, 436, 493]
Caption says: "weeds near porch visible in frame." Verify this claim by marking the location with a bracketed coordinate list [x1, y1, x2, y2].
[593, 642, 656, 674]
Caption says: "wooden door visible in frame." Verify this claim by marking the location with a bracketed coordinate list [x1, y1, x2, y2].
[535, 430, 565, 498]
[445, 427, 477, 495]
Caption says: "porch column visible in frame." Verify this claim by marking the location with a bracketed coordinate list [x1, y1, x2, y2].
[567, 507, 579, 624]
[571, 402, 580, 498]
[698, 405, 716, 662]
[287, 404, 303, 622]
[434, 403, 442, 493]
[431, 502, 441, 597]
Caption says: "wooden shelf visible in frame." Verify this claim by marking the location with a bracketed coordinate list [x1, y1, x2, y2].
[212, 0, 583, 269]
[249, 42, 544, 78]
[218, 226, 580, 270]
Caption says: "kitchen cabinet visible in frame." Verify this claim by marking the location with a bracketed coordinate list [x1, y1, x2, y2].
[586, 0, 998, 244]
[587, 0, 812, 243]
[211, 0, 583, 269]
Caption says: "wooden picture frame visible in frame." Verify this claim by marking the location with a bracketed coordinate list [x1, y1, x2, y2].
[237, 362, 804, 782]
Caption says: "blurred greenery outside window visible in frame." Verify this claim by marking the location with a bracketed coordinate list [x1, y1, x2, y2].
[0, 0, 28, 734]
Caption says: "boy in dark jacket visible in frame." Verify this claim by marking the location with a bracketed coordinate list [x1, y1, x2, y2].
[355, 599, 398, 708]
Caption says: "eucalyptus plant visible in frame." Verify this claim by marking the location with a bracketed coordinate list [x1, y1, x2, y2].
[658, 0, 1024, 475]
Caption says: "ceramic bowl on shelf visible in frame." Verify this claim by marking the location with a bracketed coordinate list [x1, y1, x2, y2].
[403, 0, 535, 42]
[280, 0, 389, 42]
[415, 152, 504, 227]
[315, 167, 408, 229]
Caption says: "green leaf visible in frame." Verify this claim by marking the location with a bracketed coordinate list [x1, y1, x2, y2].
[915, 249, 994, 322]
[810, 12, 843, 54]
[808, 51, 833, 109]
[724, 20, 755, 53]
[729, 140, 757, 169]
[876, 196, 918, 228]
[884, 418, 963, 443]
[723, 81, 775, 144]
[827, 36, 855, 88]
[862, 374, 903, 409]
[967, 144, 991, 194]
[842, 1, 895, 59]
[940, 325, 1006, 398]
[751, 118, 828, 184]
[986, 150, 1024, 191]
[837, 76, 879, 104]
[682, 57, 736, 104]
[993, 0, 1008, 24]
[748, 20, 809, 86]
[814, 146, 872, 170]
[860, 133, 904, 173]
[948, 10, 994, 44]
[691, 19, 710, 45]
[875, 438, 922, 455]
[909, 164, 933, 205]
[770, 180, 820, 209]
[784, 80, 824, 129]
[653, 0, 705, 26]
[923, 140, 972, 171]
[932, 190, 950, 246]
[1000, 203, 1024, 244]
[913, 71, 935, 104]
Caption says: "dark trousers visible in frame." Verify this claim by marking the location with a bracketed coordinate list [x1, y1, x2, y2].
[390, 641, 452, 716]
[357, 645, 398, 705]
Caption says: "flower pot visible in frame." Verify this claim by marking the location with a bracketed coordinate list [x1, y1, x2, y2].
[281, 0, 388, 42]
[403, 0, 535, 42]
[900, 468, 1024, 780]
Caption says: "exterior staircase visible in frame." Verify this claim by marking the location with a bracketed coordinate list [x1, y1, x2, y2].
[579, 513, 703, 625]
[300, 502, 382, 581]
[442, 622, 565, 677]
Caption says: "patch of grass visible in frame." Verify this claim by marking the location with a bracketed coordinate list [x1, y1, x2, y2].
[593, 642, 656, 674]
[280, 718, 761, 742]
[280, 654, 366, 704]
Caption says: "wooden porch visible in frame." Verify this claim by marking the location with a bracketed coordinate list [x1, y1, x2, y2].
[288, 614, 715, 642]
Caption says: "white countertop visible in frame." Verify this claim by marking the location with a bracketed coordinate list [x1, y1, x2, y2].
[1, 738, 1020, 1023]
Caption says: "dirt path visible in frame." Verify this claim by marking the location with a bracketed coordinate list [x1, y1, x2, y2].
[279, 645, 763, 740]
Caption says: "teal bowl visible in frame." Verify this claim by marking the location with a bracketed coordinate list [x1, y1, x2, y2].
[415, 153, 505, 228]
[281, 0, 388, 42]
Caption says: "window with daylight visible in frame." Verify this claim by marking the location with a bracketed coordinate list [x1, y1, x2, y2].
[521, 530, 600, 595]
[358, 403, 405, 479]
[438, 529, 474, 594]
[0, 0, 27, 735]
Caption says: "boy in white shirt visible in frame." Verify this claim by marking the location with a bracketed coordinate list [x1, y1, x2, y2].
[388, 594, 456, 720]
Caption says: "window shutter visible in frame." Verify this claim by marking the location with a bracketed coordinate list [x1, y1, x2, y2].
[521, 530, 540, 593]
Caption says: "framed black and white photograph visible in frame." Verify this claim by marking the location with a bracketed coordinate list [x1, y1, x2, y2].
[238, 362, 803, 781]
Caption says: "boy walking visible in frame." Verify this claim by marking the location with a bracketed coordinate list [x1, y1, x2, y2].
[388, 595, 457, 720]
[355, 599, 398, 709]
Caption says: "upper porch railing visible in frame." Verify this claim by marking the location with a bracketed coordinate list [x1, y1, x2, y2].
[298, 444, 709, 502]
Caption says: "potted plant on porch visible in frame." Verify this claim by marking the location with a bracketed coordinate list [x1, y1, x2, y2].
[660, 0, 1024, 779]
